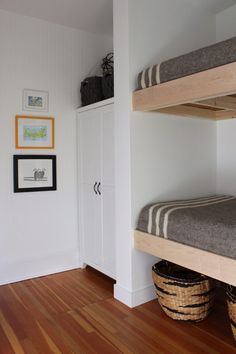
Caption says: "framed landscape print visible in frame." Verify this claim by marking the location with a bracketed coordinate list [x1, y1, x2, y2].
[14, 155, 57, 193]
[15, 115, 55, 149]
[23, 89, 49, 112]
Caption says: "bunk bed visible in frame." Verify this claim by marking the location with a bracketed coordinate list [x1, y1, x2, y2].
[133, 36, 236, 120]
[135, 196, 236, 286]
[133, 37, 236, 286]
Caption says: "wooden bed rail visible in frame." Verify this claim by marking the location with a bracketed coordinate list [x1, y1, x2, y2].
[133, 62, 236, 120]
[134, 230, 236, 286]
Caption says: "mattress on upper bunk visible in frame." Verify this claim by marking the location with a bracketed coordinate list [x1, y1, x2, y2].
[137, 36, 236, 90]
[137, 195, 236, 259]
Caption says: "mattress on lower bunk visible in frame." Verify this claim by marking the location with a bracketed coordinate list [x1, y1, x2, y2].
[137, 195, 236, 259]
[137, 36, 236, 90]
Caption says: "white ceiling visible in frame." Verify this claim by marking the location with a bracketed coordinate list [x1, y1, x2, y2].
[0, 0, 113, 35]
[0, 0, 235, 35]
[186, 0, 236, 13]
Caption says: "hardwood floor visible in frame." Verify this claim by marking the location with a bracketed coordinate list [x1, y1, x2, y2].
[0, 267, 235, 354]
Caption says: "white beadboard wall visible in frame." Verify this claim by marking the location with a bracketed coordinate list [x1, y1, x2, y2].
[0, 9, 112, 285]
[129, 0, 217, 228]
[216, 5, 236, 196]
[114, 0, 216, 307]
[216, 4, 236, 42]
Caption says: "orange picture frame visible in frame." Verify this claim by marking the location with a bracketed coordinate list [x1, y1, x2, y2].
[15, 115, 55, 149]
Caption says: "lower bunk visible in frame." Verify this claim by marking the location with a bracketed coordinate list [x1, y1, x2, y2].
[135, 194, 236, 286]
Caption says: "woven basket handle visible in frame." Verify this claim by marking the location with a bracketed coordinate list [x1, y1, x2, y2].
[82, 80, 89, 87]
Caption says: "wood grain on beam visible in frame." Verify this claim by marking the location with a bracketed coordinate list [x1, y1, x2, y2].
[133, 62, 236, 112]
[198, 96, 236, 110]
[215, 110, 236, 120]
[134, 230, 236, 287]
[157, 105, 216, 119]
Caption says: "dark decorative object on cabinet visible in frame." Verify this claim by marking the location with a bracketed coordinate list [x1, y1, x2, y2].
[102, 52, 114, 99]
[102, 75, 114, 99]
[80, 52, 114, 106]
[101, 52, 113, 75]
[80, 76, 104, 106]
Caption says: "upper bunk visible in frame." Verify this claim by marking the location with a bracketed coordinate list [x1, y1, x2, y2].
[132, 37, 236, 120]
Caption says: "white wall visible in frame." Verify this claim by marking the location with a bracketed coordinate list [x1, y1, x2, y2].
[113, 0, 133, 304]
[216, 4, 236, 42]
[130, 0, 217, 301]
[0, 10, 112, 284]
[114, 0, 216, 307]
[217, 120, 236, 195]
[216, 5, 236, 196]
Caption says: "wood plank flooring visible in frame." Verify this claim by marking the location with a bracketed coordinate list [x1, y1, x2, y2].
[0, 267, 235, 353]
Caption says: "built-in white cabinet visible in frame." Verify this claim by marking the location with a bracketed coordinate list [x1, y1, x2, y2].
[77, 99, 115, 279]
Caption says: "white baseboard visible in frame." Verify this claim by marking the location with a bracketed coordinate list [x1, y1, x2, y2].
[0, 265, 80, 286]
[114, 283, 156, 308]
[0, 251, 82, 286]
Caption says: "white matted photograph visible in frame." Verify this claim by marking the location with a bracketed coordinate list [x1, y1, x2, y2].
[23, 89, 49, 112]
[13, 155, 57, 193]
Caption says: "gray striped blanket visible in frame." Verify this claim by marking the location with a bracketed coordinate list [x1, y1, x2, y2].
[137, 36, 236, 90]
[137, 195, 236, 259]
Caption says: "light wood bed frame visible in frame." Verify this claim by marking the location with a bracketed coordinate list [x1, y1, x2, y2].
[134, 230, 236, 286]
[133, 62, 236, 282]
[133, 62, 236, 120]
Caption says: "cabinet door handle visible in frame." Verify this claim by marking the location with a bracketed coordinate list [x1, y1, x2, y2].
[93, 182, 97, 194]
[97, 182, 101, 195]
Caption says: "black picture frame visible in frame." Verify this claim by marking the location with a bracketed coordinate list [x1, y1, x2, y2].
[13, 155, 57, 193]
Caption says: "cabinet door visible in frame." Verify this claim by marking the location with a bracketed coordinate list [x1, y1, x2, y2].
[102, 106, 114, 187]
[81, 183, 102, 267]
[78, 103, 115, 278]
[102, 185, 116, 277]
[80, 110, 101, 184]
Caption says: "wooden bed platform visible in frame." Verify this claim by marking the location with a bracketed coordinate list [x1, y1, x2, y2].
[134, 230, 236, 286]
[133, 62, 236, 120]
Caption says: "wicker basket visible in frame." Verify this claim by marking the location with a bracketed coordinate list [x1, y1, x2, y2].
[80, 76, 104, 106]
[102, 74, 114, 99]
[227, 286, 236, 341]
[152, 261, 215, 322]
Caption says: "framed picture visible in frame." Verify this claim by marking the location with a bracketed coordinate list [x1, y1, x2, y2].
[23, 89, 49, 112]
[15, 115, 55, 149]
[13, 155, 57, 193]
